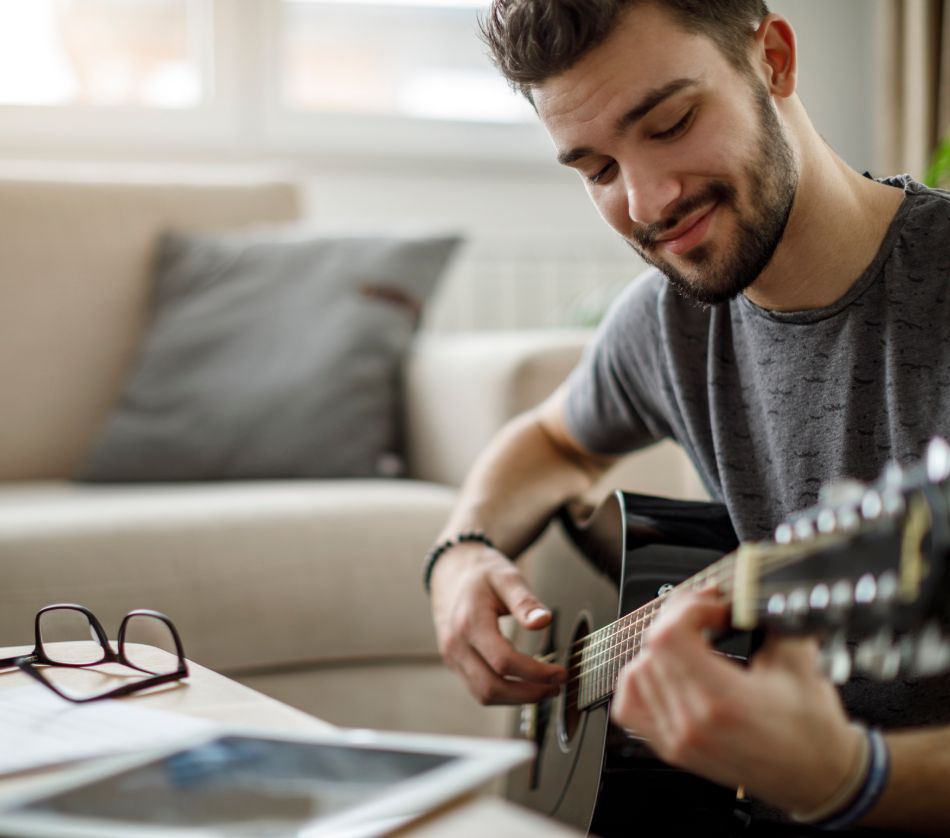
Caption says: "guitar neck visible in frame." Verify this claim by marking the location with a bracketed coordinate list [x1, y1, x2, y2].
[572, 486, 940, 709]
[574, 552, 738, 710]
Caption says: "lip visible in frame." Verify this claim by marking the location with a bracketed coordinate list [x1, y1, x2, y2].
[656, 204, 717, 256]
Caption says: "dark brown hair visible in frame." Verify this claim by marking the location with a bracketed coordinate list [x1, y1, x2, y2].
[480, 0, 770, 99]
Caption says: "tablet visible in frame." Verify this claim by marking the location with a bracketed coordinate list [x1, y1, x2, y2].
[0, 726, 534, 837]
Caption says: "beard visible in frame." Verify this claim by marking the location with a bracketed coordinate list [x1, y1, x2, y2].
[626, 81, 798, 306]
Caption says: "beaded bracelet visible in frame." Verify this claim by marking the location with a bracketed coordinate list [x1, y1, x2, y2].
[422, 531, 496, 593]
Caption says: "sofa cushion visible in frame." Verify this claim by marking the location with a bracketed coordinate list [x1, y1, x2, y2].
[79, 229, 460, 481]
[0, 175, 301, 481]
[0, 480, 456, 671]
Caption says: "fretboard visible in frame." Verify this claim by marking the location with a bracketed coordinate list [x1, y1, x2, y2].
[575, 552, 738, 709]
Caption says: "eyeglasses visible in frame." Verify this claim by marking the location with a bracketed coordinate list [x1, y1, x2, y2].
[0, 604, 188, 703]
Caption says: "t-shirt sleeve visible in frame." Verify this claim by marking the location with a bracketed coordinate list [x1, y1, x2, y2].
[564, 271, 674, 455]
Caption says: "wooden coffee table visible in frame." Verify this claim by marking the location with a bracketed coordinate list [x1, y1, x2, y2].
[0, 643, 581, 837]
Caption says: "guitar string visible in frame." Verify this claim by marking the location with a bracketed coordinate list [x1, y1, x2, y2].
[567, 520, 895, 662]
[555, 573, 884, 701]
[539, 543, 827, 671]
[538, 564, 871, 698]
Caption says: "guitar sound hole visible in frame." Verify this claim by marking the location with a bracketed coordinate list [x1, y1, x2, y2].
[560, 615, 591, 746]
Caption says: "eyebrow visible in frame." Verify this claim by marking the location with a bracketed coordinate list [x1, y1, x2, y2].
[556, 77, 700, 166]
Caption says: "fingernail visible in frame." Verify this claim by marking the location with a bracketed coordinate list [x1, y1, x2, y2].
[526, 608, 549, 623]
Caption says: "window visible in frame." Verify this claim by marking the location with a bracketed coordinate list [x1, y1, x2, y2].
[0, 0, 207, 108]
[280, 0, 531, 123]
[0, 0, 545, 161]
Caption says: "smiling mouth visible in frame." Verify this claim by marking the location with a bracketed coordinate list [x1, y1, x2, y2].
[655, 204, 718, 256]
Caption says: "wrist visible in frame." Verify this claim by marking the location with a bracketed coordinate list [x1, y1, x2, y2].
[423, 530, 497, 593]
[791, 724, 891, 830]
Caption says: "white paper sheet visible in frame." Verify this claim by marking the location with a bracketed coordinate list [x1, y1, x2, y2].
[0, 684, 212, 776]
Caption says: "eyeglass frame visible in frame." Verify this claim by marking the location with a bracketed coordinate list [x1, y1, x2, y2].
[0, 603, 189, 703]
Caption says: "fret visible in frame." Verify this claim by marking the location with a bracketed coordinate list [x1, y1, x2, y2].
[579, 635, 589, 707]
[575, 549, 742, 710]
[598, 625, 607, 701]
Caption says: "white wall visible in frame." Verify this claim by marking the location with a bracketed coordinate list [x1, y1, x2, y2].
[770, 0, 876, 175]
[294, 0, 879, 329]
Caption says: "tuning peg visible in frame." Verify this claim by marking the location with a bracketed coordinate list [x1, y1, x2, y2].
[880, 486, 905, 517]
[817, 509, 837, 534]
[809, 583, 831, 612]
[926, 437, 950, 483]
[913, 622, 950, 677]
[774, 522, 794, 544]
[860, 490, 884, 520]
[854, 573, 878, 605]
[835, 506, 861, 531]
[793, 517, 815, 541]
[855, 627, 901, 680]
[882, 461, 904, 488]
[820, 631, 852, 684]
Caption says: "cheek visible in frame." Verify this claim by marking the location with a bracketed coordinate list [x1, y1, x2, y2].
[589, 183, 631, 235]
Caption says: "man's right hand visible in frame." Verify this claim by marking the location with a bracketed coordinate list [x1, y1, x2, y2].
[429, 542, 568, 705]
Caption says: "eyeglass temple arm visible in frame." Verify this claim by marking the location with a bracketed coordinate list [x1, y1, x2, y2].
[0, 653, 37, 668]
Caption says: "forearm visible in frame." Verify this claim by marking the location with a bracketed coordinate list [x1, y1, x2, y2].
[438, 396, 613, 558]
[859, 725, 950, 834]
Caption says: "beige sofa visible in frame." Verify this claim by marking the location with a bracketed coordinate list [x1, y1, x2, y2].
[0, 171, 700, 738]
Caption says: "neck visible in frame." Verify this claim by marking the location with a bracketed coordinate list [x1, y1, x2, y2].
[743, 113, 905, 313]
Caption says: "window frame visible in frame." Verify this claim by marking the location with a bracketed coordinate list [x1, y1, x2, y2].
[0, 0, 551, 164]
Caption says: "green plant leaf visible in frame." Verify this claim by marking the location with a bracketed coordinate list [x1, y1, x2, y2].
[925, 134, 950, 188]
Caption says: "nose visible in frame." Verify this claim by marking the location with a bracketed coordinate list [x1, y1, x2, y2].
[622, 161, 683, 226]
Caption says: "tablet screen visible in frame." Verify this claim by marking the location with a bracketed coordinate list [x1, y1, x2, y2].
[19, 734, 458, 832]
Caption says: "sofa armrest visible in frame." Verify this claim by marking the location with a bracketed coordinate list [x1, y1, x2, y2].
[403, 330, 592, 486]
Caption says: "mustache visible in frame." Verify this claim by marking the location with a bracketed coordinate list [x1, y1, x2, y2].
[632, 181, 737, 248]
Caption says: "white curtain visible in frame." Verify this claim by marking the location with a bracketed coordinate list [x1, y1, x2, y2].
[874, 0, 950, 180]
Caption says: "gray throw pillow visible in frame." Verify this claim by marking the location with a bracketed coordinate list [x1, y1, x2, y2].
[78, 226, 460, 481]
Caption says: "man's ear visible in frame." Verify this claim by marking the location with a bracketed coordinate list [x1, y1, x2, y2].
[753, 14, 797, 98]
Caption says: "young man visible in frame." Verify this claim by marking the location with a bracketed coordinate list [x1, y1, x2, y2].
[427, 0, 950, 834]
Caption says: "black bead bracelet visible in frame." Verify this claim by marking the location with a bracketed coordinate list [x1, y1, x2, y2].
[422, 531, 496, 593]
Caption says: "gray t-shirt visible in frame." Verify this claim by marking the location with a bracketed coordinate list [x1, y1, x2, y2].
[566, 175, 950, 542]
[564, 175, 950, 833]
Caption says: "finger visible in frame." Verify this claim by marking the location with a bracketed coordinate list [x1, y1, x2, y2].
[752, 634, 821, 675]
[611, 660, 653, 737]
[616, 658, 672, 744]
[453, 643, 561, 705]
[469, 611, 566, 685]
[490, 563, 554, 629]
[648, 590, 729, 648]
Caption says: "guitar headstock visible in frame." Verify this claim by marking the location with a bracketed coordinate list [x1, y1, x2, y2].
[737, 438, 950, 683]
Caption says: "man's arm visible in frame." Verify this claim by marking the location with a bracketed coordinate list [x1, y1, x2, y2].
[428, 387, 617, 705]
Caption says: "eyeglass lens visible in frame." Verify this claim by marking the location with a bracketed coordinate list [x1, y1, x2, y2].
[121, 615, 181, 676]
[38, 608, 104, 665]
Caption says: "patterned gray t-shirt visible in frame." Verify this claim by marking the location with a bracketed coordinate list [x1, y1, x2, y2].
[564, 176, 950, 827]
[566, 175, 950, 542]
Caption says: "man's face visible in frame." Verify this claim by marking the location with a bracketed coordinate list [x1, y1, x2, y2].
[533, 4, 798, 305]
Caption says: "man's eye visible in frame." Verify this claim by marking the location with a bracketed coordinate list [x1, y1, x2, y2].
[586, 161, 616, 184]
[652, 108, 695, 141]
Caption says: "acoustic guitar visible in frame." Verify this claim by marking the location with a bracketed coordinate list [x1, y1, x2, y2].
[506, 438, 950, 836]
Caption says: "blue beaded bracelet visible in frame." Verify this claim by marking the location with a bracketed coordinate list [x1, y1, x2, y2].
[422, 531, 496, 593]
[816, 728, 890, 831]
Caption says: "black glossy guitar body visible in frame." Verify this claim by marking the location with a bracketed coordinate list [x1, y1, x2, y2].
[506, 491, 745, 836]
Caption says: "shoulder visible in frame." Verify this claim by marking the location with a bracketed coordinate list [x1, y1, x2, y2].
[882, 174, 950, 233]
[878, 175, 950, 278]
